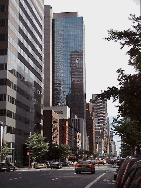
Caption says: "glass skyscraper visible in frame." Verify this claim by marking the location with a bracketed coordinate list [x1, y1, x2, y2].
[0, 0, 44, 164]
[52, 12, 86, 120]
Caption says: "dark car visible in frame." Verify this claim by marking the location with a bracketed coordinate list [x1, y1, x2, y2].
[114, 158, 126, 180]
[122, 160, 141, 188]
[50, 162, 62, 169]
[115, 156, 141, 188]
[0, 162, 16, 172]
[75, 160, 95, 174]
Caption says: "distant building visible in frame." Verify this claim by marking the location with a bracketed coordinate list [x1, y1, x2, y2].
[86, 103, 95, 152]
[43, 110, 59, 145]
[90, 94, 107, 156]
[43, 106, 73, 147]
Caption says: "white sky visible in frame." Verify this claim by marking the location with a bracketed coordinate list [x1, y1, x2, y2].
[44, 0, 140, 155]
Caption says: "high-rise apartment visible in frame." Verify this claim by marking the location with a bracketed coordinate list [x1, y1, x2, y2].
[52, 12, 86, 120]
[0, 0, 44, 164]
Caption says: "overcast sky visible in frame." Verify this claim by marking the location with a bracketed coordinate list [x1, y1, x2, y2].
[44, 0, 140, 155]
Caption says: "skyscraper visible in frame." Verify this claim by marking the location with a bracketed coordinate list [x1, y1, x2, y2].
[52, 12, 86, 120]
[0, 0, 44, 164]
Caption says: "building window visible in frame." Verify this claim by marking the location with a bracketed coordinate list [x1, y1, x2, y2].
[0, 34, 8, 41]
[0, 5, 6, 12]
[0, 49, 7, 55]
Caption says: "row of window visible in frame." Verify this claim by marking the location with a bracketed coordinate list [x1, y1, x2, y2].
[0, 34, 8, 41]
[7, 126, 29, 137]
[0, 109, 31, 125]
[9, 35, 43, 78]
[0, 63, 7, 70]
[0, 19, 8, 27]
[0, 78, 32, 101]
[0, 5, 7, 12]
[8, 50, 43, 88]
[0, 49, 7, 55]
[8, 65, 33, 88]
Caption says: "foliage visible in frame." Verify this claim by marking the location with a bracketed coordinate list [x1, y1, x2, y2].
[25, 133, 49, 162]
[59, 144, 72, 160]
[47, 143, 60, 160]
[97, 15, 141, 153]
[93, 149, 99, 158]
[1, 140, 11, 160]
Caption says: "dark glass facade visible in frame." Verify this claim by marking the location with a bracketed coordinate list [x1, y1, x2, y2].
[52, 13, 86, 120]
[0, 0, 44, 164]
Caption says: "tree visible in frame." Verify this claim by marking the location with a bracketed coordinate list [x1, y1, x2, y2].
[92, 149, 98, 159]
[1, 140, 11, 161]
[97, 15, 141, 154]
[25, 133, 49, 162]
[59, 144, 72, 160]
[47, 143, 60, 161]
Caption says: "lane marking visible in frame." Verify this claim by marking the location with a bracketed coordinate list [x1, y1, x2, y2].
[85, 173, 106, 188]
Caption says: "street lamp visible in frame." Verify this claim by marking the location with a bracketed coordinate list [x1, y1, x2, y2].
[28, 132, 31, 168]
[0, 121, 3, 162]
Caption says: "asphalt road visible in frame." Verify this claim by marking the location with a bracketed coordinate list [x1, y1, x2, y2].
[0, 164, 116, 188]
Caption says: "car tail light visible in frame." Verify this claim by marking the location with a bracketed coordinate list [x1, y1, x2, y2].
[75, 164, 78, 167]
[89, 165, 92, 168]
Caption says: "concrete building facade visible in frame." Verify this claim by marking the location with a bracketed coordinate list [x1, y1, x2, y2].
[0, 0, 44, 164]
[44, 5, 52, 107]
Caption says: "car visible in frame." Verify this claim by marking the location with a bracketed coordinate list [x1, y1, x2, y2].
[97, 159, 106, 165]
[122, 159, 141, 188]
[108, 159, 115, 164]
[35, 163, 47, 169]
[91, 160, 96, 165]
[50, 162, 62, 169]
[0, 162, 16, 172]
[115, 156, 141, 188]
[114, 158, 126, 180]
[75, 160, 95, 174]
[61, 161, 68, 166]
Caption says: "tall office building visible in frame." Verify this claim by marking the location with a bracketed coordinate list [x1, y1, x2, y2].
[0, 0, 44, 164]
[52, 12, 86, 120]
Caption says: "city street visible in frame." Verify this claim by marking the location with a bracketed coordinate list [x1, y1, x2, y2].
[0, 164, 116, 188]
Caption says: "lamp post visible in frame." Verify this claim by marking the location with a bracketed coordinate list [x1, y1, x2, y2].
[28, 132, 31, 168]
[0, 121, 3, 162]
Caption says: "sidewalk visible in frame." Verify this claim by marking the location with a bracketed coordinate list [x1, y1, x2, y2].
[15, 166, 54, 171]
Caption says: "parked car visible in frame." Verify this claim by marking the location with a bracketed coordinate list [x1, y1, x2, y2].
[50, 162, 62, 169]
[122, 160, 141, 188]
[114, 158, 126, 180]
[0, 162, 16, 172]
[115, 156, 141, 188]
[75, 160, 95, 174]
[35, 163, 47, 169]
[61, 161, 68, 166]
